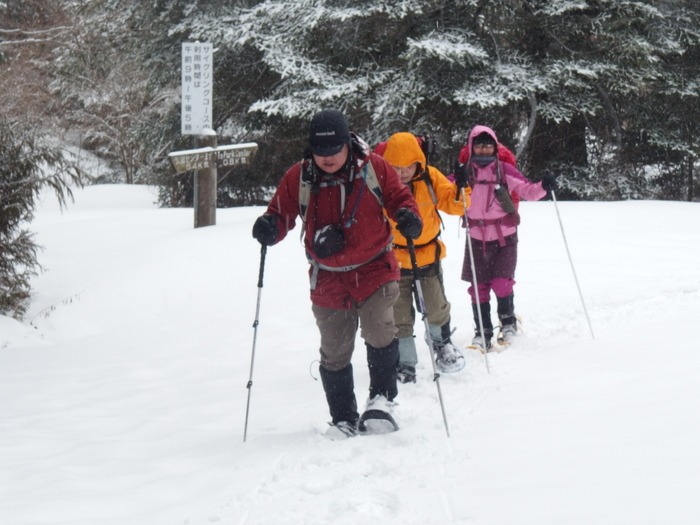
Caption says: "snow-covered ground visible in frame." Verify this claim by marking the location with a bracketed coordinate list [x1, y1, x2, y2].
[1, 184, 699, 524]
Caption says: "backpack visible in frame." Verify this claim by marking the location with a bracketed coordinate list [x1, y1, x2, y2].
[457, 140, 524, 211]
[298, 158, 383, 227]
[297, 155, 389, 287]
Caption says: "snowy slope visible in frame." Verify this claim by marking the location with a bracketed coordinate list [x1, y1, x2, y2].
[1, 185, 699, 525]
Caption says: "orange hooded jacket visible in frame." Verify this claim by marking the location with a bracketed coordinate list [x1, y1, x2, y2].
[380, 132, 470, 270]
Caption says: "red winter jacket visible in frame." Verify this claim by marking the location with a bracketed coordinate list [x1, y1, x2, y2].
[265, 137, 419, 309]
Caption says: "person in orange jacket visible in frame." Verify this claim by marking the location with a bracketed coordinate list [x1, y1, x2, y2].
[379, 132, 471, 382]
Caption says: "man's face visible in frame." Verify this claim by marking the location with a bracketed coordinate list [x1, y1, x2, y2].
[313, 144, 349, 174]
[391, 162, 418, 184]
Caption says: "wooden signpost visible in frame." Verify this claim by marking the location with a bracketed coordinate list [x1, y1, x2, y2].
[168, 142, 258, 174]
[173, 42, 259, 228]
[168, 138, 258, 228]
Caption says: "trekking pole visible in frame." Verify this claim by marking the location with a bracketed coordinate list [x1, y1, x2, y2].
[461, 187, 491, 373]
[406, 238, 451, 438]
[550, 190, 595, 339]
[243, 244, 267, 442]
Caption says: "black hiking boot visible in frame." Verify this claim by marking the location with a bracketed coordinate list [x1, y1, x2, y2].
[366, 338, 400, 401]
[471, 302, 494, 351]
[497, 293, 517, 344]
[319, 364, 359, 428]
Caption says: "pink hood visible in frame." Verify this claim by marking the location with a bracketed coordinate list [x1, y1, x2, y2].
[465, 125, 546, 242]
[466, 125, 499, 159]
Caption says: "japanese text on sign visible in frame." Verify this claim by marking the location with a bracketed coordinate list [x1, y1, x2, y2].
[168, 143, 259, 174]
[181, 42, 213, 135]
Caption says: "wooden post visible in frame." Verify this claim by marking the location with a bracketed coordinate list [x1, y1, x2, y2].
[168, 142, 258, 229]
[196, 132, 217, 228]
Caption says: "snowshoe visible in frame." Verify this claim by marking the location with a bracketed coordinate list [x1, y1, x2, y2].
[434, 342, 466, 373]
[397, 364, 417, 384]
[468, 333, 493, 353]
[324, 420, 358, 441]
[358, 395, 399, 434]
[496, 323, 517, 346]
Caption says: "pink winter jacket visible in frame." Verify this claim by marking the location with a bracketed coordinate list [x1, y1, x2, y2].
[465, 125, 546, 242]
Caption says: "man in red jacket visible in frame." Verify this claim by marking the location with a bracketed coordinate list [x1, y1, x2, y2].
[252, 109, 422, 439]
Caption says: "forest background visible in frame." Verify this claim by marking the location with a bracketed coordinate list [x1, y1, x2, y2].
[1, 0, 699, 317]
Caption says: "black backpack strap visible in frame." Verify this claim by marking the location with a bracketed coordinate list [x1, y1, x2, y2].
[411, 169, 445, 230]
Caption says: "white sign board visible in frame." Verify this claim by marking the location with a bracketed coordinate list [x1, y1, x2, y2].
[168, 143, 258, 174]
[181, 42, 213, 135]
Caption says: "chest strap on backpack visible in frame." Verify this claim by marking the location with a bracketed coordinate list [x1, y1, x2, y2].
[394, 235, 442, 275]
[468, 217, 507, 247]
[307, 243, 392, 290]
[393, 234, 440, 251]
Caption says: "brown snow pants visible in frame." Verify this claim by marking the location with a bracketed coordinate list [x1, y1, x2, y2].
[312, 281, 400, 371]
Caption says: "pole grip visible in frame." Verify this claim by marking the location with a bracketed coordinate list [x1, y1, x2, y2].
[257, 245, 267, 288]
[406, 238, 423, 313]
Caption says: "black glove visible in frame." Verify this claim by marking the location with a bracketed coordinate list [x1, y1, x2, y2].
[395, 208, 423, 240]
[252, 214, 278, 246]
[454, 163, 469, 189]
[541, 173, 558, 193]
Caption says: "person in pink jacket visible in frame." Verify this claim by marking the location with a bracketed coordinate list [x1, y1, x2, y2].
[454, 125, 557, 350]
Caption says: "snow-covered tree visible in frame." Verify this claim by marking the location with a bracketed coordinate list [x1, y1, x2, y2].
[22, 0, 695, 201]
[48, 1, 185, 184]
[0, 119, 82, 318]
[0, 1, 71, 126]
[1, 1, 84, 317]
[178, 0, 698, 200]
[510, 0, 699, 199]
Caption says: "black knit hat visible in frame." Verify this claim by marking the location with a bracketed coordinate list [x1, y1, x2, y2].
[473, 131, 497, 147]
[309, 109, 351, 156]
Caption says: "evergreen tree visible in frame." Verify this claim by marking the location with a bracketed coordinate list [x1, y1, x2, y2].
[0, 118, 82, 318]
[25, 0, 696, 202]
[623, 0, 699, 201]
[177, 0, 698, 200]
[0, 0, 84, 317]
[513, 0, 699, 199]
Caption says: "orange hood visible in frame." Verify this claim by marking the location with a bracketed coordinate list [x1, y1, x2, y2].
[382, 132, 426, 171]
